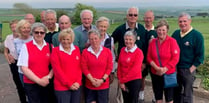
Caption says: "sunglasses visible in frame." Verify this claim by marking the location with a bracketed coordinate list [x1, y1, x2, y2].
[34, 31, 45, 35]
[128, 14, 138, 17]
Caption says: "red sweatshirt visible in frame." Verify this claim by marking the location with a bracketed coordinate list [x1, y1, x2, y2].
[147, 35, 180, 75]
[117, 47, 144, 84]
[51, 46, 82, 91]
[81, 47, 113, 90]
[25, 41, 50, 84]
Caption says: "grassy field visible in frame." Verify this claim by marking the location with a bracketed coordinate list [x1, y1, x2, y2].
[1, 8, 209, 57]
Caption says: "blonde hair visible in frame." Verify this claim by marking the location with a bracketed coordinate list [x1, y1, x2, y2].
[95, 16, 110, 27]
[58, 28, 75, 42]
[15, 19, 31, 36]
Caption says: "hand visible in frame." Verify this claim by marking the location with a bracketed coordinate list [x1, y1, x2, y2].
[119, 83, 127, 92]
[38, 76, 49, 87]
[8, 54, 15, 64]
[70, 82, 80, 90]
[141, 63, 146, 71]
[189, 65, 196, 73]
[93, 78, 103, 87]
[109, 73, 114, 84]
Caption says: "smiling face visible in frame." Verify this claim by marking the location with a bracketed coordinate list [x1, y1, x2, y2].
[81, 11, 93, 30]
[156, 25, 168, 41]
[20, 23, 31, 38]
[60, 34, 72, 49]
[178, 15, 192, 33]
[33, 27, 46, 43]
[144, 11, 154, 27]
[126, 8, 138, 24]
[96, 20, 109, 35]
[45, 13, 56, 29]
[124, 35, 136, 50]
[89, 33, 101, 49]
[59, 16, 71, 30]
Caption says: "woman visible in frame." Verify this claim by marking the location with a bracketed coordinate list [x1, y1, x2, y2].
[81, 29, 113, 103]
[96, 16, 121, 103]
[147, 19, 180, 103]
[14, 19, 33, 85]
[51, 28, 82, 103]
[4, 19, 28, 103]
[117, 30, 144, 103]
[17, 23, 53, 103]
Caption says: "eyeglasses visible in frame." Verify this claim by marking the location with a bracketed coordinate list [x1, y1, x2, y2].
[128, 14, 138, 17]
[34, 31, 45, 35]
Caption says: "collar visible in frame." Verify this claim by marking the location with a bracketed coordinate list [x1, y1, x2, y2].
[87, 46, 103, 58]
[59, 43, 75, 55]
[46, 24, 59, 33]
[32, 39, 47, 50]
[144, 24, 155, 31]
[180, 27, 193, 37]
[125, 44, 137, 53]
[81, 24, 94, 31]
[126, 22, 138, 30]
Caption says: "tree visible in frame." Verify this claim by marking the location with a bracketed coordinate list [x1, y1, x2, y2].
[13, 3, 40, 21]
[72, 3, 97, 25]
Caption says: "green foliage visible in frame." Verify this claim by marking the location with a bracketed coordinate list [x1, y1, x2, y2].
[56, 10, 69, 21]
[197, 57, 209, 90]
[72, 3, 97, 25]
[203, 78, 209, 90]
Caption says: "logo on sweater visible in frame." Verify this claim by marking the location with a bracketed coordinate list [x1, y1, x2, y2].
[137, 36, 140, 40]
[76, 56, 79, 60]
[46, 53, 50, 57]
[150, 35, 155, 39]
[174, 50, 178, 54]
[184, 41, 190, 46]
[127, 57, 131, 62]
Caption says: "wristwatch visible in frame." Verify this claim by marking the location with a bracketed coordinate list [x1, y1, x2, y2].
[102, 78, 106, 82]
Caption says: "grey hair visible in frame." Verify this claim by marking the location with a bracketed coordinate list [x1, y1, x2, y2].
[179, 12, 191, 20]
[95, 16, 110, 27]
[88, 29, 101, 39]
[80, 9, 93, 18]
[31, 22, 47, 33]
[127, 6, 139, 14]
[44, 9, 57, 19]
[124, 30, 137, 40]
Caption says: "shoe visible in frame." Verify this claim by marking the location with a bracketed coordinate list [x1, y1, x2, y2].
[139, 91, 144, 100]
[152, 98, 156, 103]
[138, 99, 144, 103]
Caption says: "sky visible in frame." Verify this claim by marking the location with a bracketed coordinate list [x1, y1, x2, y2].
[0, 0, 209, 8]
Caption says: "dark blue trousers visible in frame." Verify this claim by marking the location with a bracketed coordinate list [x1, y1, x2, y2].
[85, 87, 109, 103]
[55, 88, 81, 103]
[122, 79, 141, 103]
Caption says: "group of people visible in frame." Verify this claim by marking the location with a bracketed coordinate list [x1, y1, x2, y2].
[4, 6, 204, 103]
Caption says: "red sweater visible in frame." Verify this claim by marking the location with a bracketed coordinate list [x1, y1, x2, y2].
[81, 47, 113, 90]
[147, 35, 180, 75]
[117, 47, 144, 84]
[51, 46, 82, 91]
[25, 41, 50, 84]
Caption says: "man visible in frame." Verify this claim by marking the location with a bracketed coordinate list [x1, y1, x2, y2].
[112, 6, 146, 57]
[112, 6, 146, 103]
[4, 19, 27, 103]
[52, 15, 81, 48]
[40, 10, 46, 24]
[172, 12, 204, 103]
[139, 10, 157, 102]
[74, 9, 96, 52]
[24, 13, 35, 24]
[44, 9, 59, 44]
